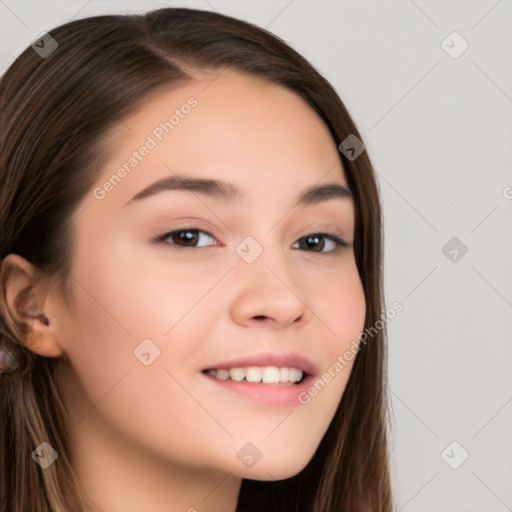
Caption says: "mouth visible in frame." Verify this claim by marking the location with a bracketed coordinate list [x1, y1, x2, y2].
[201, 365, 313, 407]
[201, 366, 308, 385]
[199, 353, 318, 406]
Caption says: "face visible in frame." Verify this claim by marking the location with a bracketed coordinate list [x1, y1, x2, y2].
[53, 69, 366, 481]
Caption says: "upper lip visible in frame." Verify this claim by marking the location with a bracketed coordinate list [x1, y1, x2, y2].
[202, 352, 319, 377]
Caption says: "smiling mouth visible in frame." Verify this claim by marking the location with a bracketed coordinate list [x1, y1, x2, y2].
[201, 366, 307, 385]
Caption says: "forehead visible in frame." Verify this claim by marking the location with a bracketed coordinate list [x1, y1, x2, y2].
[89, 69, 349, 210]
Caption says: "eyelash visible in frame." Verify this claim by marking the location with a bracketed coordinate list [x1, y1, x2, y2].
[154, 228, 349, 254]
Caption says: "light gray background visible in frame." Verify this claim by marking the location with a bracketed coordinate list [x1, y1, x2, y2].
[1, 1, 511, 510]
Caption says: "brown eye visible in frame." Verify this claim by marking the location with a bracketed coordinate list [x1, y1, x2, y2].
[158, 228, 217, 251]
[293, 233, 348, 253]
[155, 228, 347, 254]
[168, 229, 199, 246]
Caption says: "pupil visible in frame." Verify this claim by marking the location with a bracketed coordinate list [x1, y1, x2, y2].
[304, 235, 322, 251]
[178, 230, 197, 245]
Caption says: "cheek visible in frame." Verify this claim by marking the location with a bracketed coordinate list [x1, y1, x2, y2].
[308, 258, 366, 346]
[56, 267, 216, 464]
[61, 244, 217, 389]
[299, 260, 366, 402]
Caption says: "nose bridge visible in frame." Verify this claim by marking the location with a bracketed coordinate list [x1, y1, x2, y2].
[235, 231, 290, 284]
[230, 230, 309, 326]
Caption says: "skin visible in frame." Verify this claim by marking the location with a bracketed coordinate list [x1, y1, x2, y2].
[4, 70, 366, 512]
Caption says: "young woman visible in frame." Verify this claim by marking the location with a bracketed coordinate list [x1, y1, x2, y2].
[0, 7, 393, 511]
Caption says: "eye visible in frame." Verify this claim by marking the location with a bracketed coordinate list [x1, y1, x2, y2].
[292, 233, 348, 253]
[155, 228, 349, 253]
[156, 228, 218, 251]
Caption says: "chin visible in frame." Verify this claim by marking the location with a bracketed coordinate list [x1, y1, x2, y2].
[236, 451, 315, 481]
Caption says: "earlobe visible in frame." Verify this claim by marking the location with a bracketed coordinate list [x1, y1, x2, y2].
[1, 253, 63, 358]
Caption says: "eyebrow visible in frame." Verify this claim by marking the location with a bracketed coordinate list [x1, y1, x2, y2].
[123, 174, 352, 208]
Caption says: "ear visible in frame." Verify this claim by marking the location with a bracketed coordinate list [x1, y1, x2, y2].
[1, 253, 63, 358]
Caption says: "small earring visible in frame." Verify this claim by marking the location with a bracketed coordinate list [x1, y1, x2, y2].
[0, 344, 18, 375]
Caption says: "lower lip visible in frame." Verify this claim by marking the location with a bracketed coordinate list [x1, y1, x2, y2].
[202, 372, 313, 407]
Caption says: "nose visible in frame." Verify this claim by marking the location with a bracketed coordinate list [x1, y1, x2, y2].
[229, 243, 312, 329]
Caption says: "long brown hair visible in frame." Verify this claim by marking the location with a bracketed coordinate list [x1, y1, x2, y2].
[0, 7, 393, 511]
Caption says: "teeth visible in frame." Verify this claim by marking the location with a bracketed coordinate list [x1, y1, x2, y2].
[216, 369, 230, 380]
[206, 366, 304, 384]
[245, 366, 262, 383]
[288, 368, 303, 382]
[229, 368, 244, 382]
[262, 367, 280, 384]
